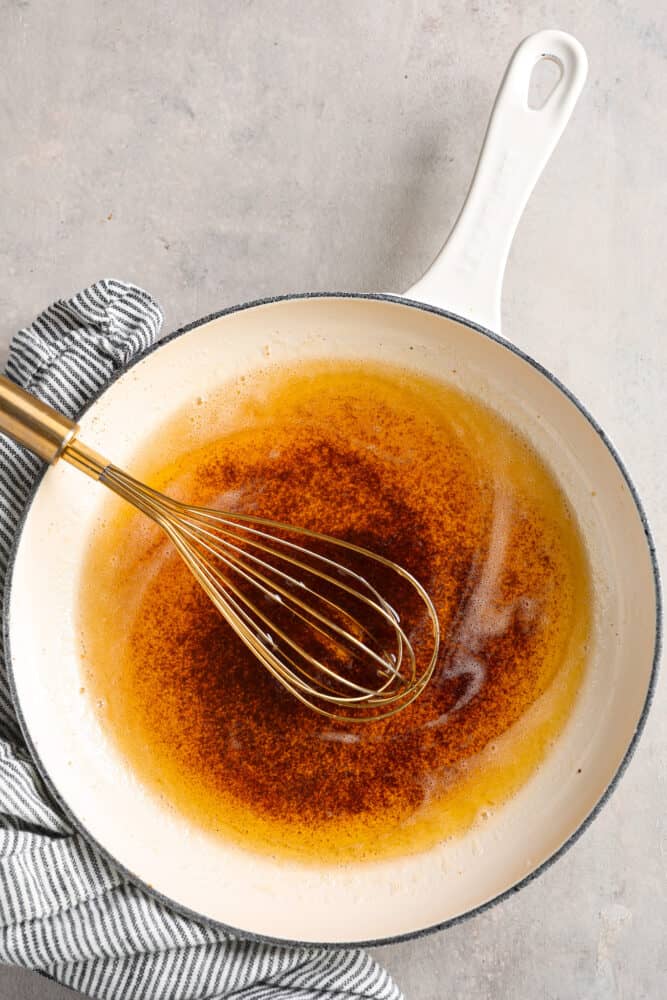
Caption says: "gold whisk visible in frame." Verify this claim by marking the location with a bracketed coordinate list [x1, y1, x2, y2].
[0, 375, 439, 721]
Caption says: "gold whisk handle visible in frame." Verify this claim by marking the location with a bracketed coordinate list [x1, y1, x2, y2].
[0, 374, 109, 478]
[0, 374, 79, 463]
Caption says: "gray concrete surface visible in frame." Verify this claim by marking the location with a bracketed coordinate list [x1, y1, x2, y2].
[1, 1, 665, 998]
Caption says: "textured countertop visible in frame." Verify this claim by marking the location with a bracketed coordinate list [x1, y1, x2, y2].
[1, 2, 665, 998]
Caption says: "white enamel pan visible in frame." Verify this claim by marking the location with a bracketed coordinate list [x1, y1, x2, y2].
[4, 30, 660, 945]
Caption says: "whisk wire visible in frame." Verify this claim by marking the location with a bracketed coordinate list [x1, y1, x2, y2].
[172, 531, 390, 700]
[97, 462, 440, 721]
[174, 520, 409, 680]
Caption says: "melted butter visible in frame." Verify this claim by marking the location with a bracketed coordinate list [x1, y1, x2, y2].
[79, 361, 591, 863]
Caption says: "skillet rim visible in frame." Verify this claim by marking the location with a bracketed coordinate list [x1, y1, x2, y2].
[2, 290, 662, 948]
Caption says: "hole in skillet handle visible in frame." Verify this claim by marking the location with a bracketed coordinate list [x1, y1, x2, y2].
[528, 55, 564, 110]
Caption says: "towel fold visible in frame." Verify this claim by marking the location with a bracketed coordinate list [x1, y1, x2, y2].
[0, 280, 402, 1000]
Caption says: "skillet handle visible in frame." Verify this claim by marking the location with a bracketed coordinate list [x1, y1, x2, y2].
[404, 29, 587, 333]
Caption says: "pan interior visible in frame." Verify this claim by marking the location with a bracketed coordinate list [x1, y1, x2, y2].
[7, 296, 657, 943]
[77, 358, 592, 866]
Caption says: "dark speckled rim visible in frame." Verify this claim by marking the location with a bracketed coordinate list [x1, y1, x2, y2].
[3, 292, 662, 949]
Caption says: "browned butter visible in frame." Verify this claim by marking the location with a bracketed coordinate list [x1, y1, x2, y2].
[79, 362, 591, 863]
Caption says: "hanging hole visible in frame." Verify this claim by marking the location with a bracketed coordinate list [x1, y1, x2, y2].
[528, 55, 563, 110]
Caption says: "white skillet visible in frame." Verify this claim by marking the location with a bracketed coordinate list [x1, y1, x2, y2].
[5, 30, 660, 945]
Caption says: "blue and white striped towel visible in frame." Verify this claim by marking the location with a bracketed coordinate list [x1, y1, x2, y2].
[0, 280, 402, 1000]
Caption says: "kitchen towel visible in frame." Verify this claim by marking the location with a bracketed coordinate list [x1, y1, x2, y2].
[0, 280, 402, 1000]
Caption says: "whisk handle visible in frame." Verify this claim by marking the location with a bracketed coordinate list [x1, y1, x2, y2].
[0, 374, 79, 463]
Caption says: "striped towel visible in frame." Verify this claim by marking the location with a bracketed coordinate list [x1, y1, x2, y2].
[0, 280, 402, 1000]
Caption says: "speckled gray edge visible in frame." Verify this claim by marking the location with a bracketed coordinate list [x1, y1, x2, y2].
[2, 291, 662, 950]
